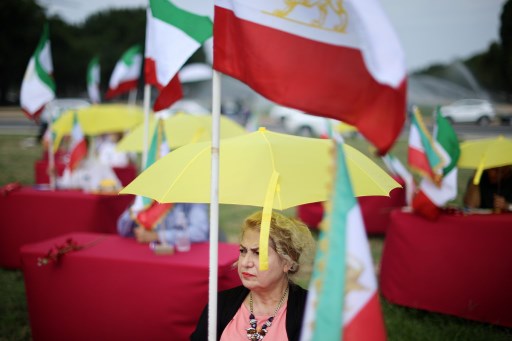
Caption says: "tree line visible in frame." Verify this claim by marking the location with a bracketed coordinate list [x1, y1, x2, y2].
[0, 0, 511, 105]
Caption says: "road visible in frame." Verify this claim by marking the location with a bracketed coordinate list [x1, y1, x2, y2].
[0, 106, 510, 139]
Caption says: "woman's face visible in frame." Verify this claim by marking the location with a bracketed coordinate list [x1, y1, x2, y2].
[238, 229, 288, 292]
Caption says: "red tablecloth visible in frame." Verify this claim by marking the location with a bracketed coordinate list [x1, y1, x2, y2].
[380, 209, 512, 327]
[34, 159, 138, 186]
[21, 233, 242, 341]
[0, 186, 133, 268]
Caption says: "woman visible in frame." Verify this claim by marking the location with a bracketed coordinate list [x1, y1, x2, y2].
[191, 210, 316, 341]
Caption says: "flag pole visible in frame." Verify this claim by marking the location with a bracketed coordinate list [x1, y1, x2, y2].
[47, 118, 56, 190]
[208, 70, 221, 341]
[141, 84, 151, 169]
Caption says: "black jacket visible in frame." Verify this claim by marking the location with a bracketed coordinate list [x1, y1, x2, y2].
[190, 283, 308, 341]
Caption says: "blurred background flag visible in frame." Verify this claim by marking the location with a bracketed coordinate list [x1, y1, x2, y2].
[105, 44, 142, 99]
[20, 23, 55, 120]
[213, 0, 407, 154]
[86, 56, 101, 104]
[407, 106, 442, 182]
[67, 112, 88, 172]
[145, 0, 213, 111]
[381, 153, 415, 206]
[413, 108, 461, 220]
[301, 142, 386, 341]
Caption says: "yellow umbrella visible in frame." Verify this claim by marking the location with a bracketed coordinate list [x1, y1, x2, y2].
[458, 135, 512, 184]
[120, 128, 400, 209]
[116, 112, 247, 152]
[52, 104, 144, 149]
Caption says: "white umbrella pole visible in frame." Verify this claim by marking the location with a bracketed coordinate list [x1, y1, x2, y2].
[141, 84, 151, 169]
[208, 70, 221, 341]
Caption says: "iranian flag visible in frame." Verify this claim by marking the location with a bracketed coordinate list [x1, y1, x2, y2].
[105, 45, 142, 99]
[87, 56, 101, 104]
[382, 153, 414, 205]
[213, 0, 407, 154]
[407, 107, 442, 182]
[145, 0, 213, 111]
[20, 23, 55, 120]
[413, 109, 460, 219]
[68, 113, 88, 171]
[301, 142, 386, 341]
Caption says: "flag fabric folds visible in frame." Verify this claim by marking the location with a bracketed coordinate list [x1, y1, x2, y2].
[87, 56, 101, 104]
[20, 23, 56, 120]
[407, 107, 442, 182]
[413, 109, 461, 219]
[213, 0, 407, 154]
[68, 113, 88, 171]
[145, 0, 213, 111]
[105, 45, 142, 99]
[382, 153, 415, 206]
[301, 142, 386, 341]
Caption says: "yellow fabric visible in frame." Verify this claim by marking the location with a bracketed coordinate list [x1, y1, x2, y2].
[120, 129, 400, 208]
[116, 112, 247, 152]
[458, 136, 512, 185]
[52, 104, 144, 151]
[259, 171, 279, 271]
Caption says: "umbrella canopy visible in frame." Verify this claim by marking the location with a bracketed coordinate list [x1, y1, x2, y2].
[458, 135, 512, 184]
[120, 128, 400, 209]
[52, 104, 144, 148]
[116, 112, 247, 152]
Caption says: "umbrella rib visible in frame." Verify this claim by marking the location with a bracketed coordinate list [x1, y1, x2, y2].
[159, 145, 211, 202]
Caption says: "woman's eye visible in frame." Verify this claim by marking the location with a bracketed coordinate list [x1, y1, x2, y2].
[239, 248, 246, 254]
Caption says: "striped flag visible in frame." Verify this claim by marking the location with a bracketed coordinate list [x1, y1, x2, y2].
[105, 45, 142, 99]
[301, 142, 386, 340]
[145, 0, 213, 111]
[20, 23, 56, 120]
[413, 109, 460, 219]
[407, 107, 442, 182]
[87, 56, 101, 104]
[213, 0, 407, 154]
[382, 153, 414, 205]
[68, 113, 88, 171]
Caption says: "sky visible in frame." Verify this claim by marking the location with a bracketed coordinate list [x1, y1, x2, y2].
[37, 0, 508, 71]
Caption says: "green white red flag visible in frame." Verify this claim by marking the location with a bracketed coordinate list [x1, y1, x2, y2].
[68, 113, 88, 171]
[213, 0, 407, 154]
[413, 109, 460, 219]
[20, 23, 56, 120]
[407, 107, 442, 182]
[105, 45, 142, 99]
[145, 0, 213, 111]
[87, 56, 101, 104]
[301, 142, 386, 341]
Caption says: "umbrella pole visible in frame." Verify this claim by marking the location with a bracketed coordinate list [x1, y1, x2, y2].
[47, 118, 56, 190]
[141, 84, 151, 169]
[208, 70, 221, 341]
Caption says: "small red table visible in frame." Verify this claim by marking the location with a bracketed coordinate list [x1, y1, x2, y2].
[380, 209, 512, 327]
[34, 159, 138, 187]
[0, 186, 133, 268]
[21, 233, 241, 341]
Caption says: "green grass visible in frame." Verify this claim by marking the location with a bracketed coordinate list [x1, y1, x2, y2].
[0, 134, 511, 340]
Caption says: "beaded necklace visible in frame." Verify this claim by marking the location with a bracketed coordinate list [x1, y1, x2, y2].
[246, 285, 289, 341]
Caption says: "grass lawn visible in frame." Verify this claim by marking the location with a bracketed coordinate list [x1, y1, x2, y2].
[0, 133, 511, 340]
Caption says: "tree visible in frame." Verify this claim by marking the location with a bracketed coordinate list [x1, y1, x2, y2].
[0, 0, 46, 104]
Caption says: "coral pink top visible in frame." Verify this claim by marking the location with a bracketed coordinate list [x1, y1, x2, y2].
[220, 301, 288, 340]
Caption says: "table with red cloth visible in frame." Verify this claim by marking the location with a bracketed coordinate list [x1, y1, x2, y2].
[34, 159, 138, 186]
[0, 186, 133, 268]
[380, 209, 512, 327]
[21, 232, 242, 341]
[297, 185, 405, 234]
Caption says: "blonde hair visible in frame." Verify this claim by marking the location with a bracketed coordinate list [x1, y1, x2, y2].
[241, 210, 316, 280]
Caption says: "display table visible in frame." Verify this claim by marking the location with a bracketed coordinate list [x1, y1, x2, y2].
[0, 186, 133, 268]
[21, 233, 242, 341]
[380, 209, 512, 327]
[34, 159, 138, 187]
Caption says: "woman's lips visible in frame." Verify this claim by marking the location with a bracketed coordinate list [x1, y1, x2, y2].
[242, 272, 255, 278]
